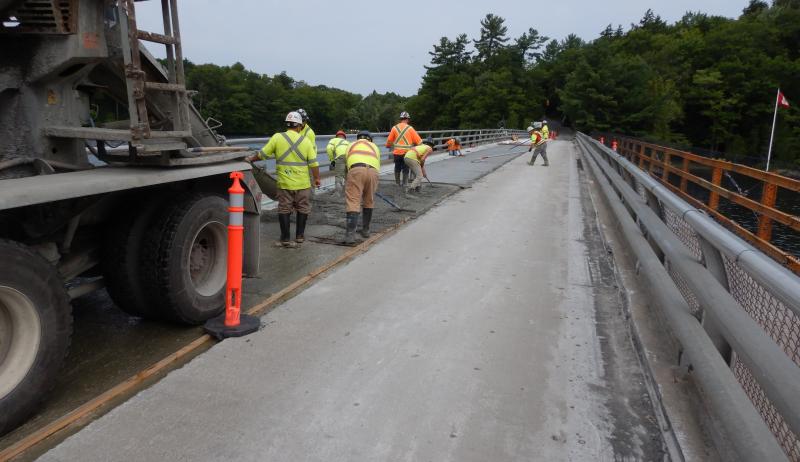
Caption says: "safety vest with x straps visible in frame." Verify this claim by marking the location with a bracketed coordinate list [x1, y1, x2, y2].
[259, 130, 319, 190]
[346, 139, 382, 170]
[326, 137, 350, 161]
[387, 122, 422, 155]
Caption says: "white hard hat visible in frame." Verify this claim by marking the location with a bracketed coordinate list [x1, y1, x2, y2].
[541, 119, 547, 125]
[527, 126, 535, 132]
[399, 111, 411, 119]
[285, 111, 303, 125]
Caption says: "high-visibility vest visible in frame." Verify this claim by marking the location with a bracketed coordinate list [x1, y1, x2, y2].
[387, 122, 421, 155]
[405, 144, 432, 163]
[300, 124, 316, 147]
[346, 139, 381, 170]
[541, 125, 549, 140]
[446, 139, 456, 150]
[326, 138, 350, 161]
[530, 131, 545, 146]
[258, 130, 319, 190]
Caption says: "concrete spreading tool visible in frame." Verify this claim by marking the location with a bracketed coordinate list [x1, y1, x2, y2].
[375, 192, 416, 213]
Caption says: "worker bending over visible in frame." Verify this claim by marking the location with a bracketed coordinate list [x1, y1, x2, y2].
[404, 138, 435, 194]
[446, 137, 463, 156]
[326, 130, 350, 195]
[527, 123, 549, 166]
[344, 131, 382, 245]
[248, 111, 320, 247]
[385, 111, 422, 188]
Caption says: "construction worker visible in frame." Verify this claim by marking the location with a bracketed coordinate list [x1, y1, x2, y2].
[247, 111, 320, 247]
[453, 137, 463, 156]
[527, 123, 549, 166]
[326, 130, 349, 195]
[297, 108, 316, 148]
[404, 137, 435, 194]
[446, 138, 457, 156]
[344, 130, 381, 245]
[385, 111, 422, 188]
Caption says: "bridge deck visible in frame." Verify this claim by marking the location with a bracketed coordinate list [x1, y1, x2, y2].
[39, 141, 665, 461]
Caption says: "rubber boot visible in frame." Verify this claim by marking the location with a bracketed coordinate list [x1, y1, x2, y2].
[359, 208, 373, 238]
[295, 212, 308, 243]
[344, 212, 358, 245]
[278, 213, 295, 248]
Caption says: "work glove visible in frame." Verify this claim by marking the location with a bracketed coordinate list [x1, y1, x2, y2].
[330, 160, 335, 169]
[314, 178, 321, 188]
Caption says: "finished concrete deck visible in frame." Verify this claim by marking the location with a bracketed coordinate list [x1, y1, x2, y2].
[39, 141, 663, 461]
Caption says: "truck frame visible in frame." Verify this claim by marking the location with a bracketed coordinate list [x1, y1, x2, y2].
[0, 0, 262, 434]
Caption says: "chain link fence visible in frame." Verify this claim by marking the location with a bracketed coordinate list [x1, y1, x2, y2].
[658, 174, 800, 461]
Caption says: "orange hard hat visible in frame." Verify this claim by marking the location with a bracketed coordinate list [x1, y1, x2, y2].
[336, 130, 346, 138]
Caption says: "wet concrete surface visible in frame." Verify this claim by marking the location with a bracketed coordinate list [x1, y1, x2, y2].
[0, 143, 521, 459]
[38, 141, 665, 461]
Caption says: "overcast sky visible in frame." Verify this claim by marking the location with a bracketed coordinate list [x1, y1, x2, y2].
[136, 0, 747, 97]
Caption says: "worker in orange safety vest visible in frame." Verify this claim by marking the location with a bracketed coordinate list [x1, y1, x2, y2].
[385, 111, 422, 188]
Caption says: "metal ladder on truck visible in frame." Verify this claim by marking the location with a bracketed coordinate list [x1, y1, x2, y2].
[116, 0, 191, 157]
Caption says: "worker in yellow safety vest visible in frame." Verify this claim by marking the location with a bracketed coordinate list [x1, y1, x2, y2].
[404, 138, 435, 194]
[385, 111, 422, 188]
[326, 130, 350, 195]
[541, 119, 550, 140]
[297, 108, 316, 148]
[344, 130, 381, 244]
[527, 122, 549, 166]
[248, 111, 320, 247]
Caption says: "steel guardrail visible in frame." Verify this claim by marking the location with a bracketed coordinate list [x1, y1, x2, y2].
[594, 134, 800, 274]
[576, 132, 800, 461]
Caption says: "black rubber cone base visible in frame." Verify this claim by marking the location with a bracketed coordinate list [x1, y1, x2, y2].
[204, 313, 261, 340]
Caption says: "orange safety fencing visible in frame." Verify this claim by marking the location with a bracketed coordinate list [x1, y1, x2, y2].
[606, 136, 800, 275]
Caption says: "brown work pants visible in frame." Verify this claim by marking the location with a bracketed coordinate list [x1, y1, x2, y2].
[404, 157, 424, 190]
[345, 166, 379, 212]
[277, 188, 311, 214]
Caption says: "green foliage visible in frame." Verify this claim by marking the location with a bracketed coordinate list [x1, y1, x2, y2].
[182, 62, 406, 136]
[410, 6, 799, 166]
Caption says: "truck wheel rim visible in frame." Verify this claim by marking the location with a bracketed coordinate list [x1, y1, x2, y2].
[188, 221, 227, 297]
[0, 286, 42, 398]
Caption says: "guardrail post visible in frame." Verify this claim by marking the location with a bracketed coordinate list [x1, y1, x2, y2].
[708, 167, 723, 210]
[757, 183, 778, 242]
[661, 151, 671, 182]
[679, 157, 690, 192]
[697, 236, 733, 365]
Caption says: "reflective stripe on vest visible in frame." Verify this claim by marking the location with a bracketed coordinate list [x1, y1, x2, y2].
[334, 139, 348, 158]
[392, 124, 411, 149]
[347, 140, 379, 159]
[276, 133, 308, 166]
[408, 145, 431, 162]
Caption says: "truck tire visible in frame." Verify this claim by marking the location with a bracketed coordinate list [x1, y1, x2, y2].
[102, 201, 162, 319]
[0, 239, 72, 436]
[141, 193, 228, 325]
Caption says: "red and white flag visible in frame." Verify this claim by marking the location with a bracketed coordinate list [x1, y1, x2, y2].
[778, 90, 791, 109]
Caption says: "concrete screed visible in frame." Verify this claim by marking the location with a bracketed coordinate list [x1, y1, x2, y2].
[39, 140, 664, 461]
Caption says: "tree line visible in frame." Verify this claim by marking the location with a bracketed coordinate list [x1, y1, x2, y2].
[407, 1, 800, 166]
[182, 62, 407, 136]
[177, 1, 798, 166]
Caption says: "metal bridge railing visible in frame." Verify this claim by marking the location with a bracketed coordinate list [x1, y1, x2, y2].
[576, 132, 800, 462]
[227, 128, 526, 166]
[596, 135, 800, 274]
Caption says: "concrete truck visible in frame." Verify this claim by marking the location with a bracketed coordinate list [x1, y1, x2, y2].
[0, 0, 263, 434]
